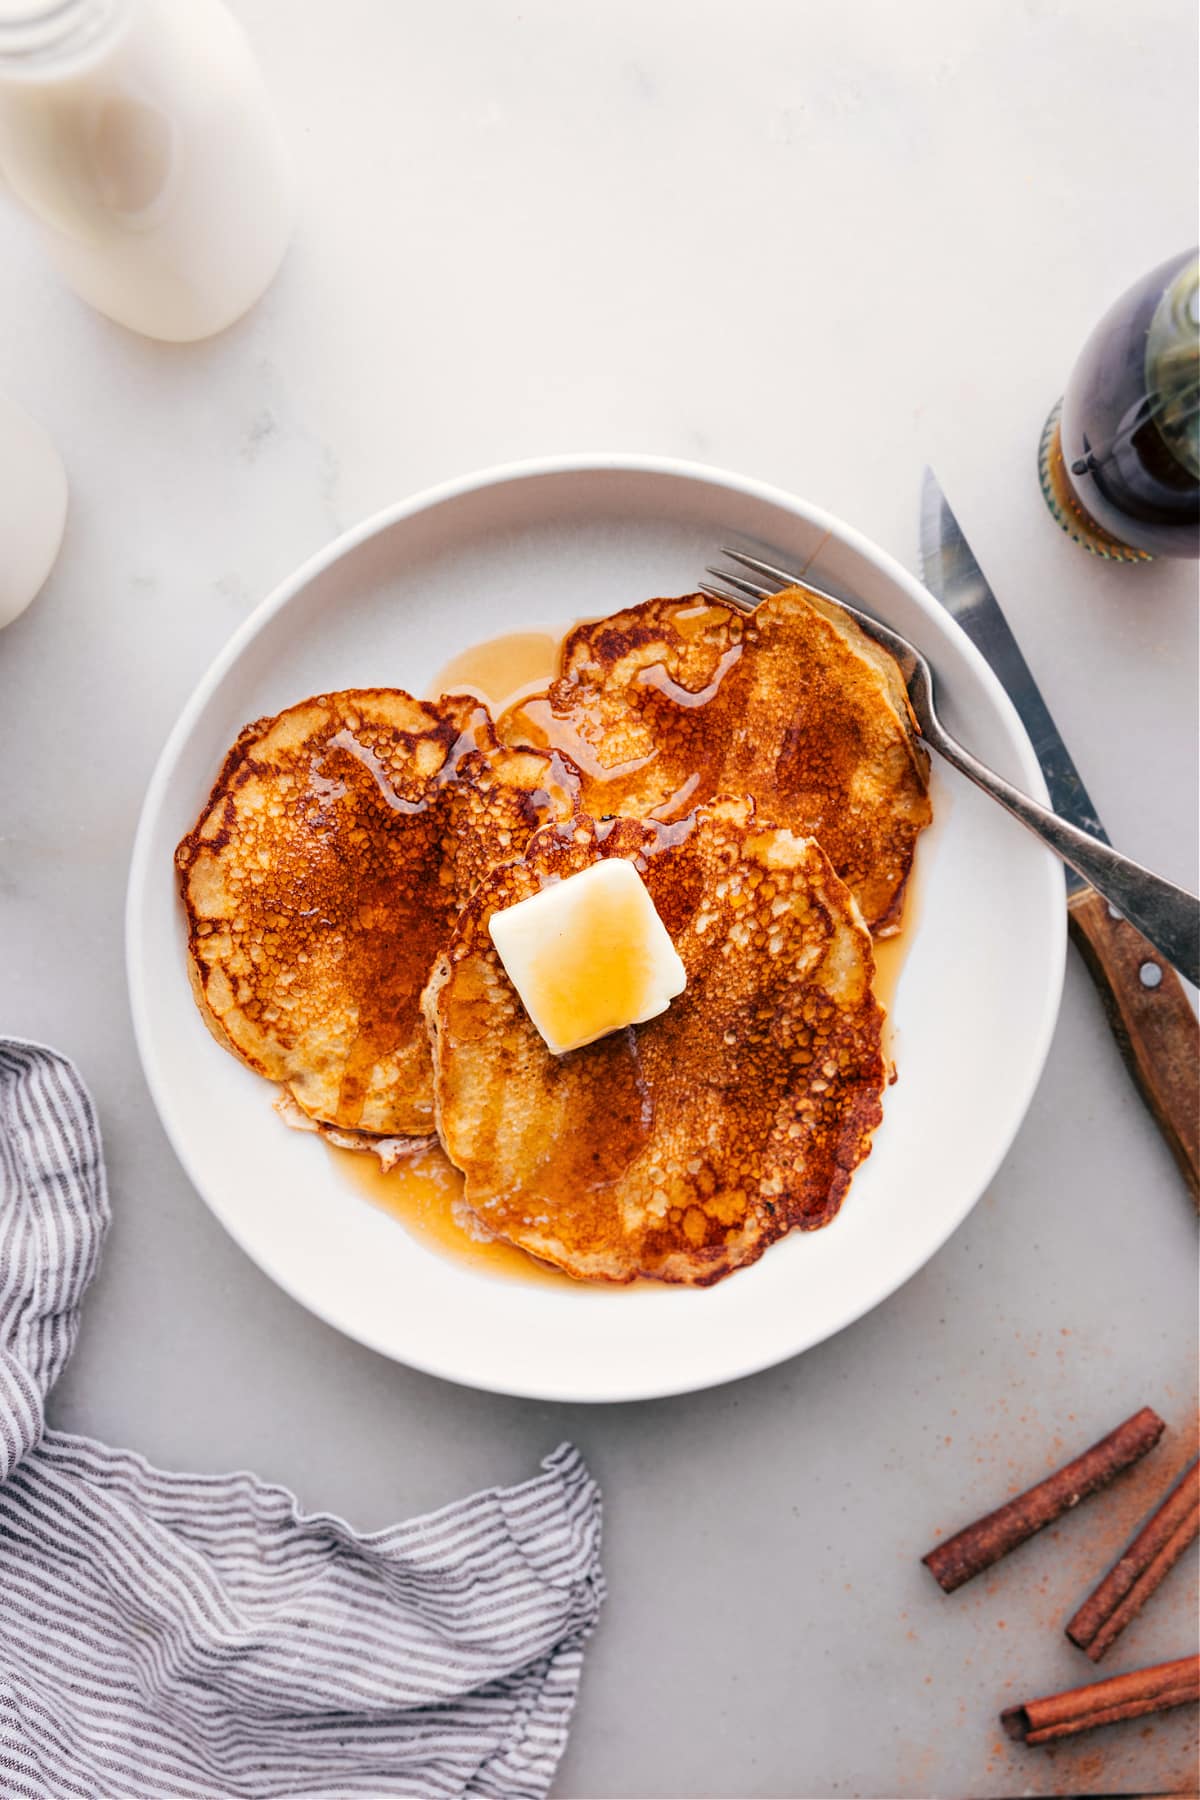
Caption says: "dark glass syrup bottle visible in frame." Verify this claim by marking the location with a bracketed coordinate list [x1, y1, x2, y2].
[1040, 251, 1199, 561]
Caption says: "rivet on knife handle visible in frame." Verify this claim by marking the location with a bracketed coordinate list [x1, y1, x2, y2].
[1067, 889, 1200, 1206]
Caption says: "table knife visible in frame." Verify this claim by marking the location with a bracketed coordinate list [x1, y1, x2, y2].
[919, 468, 1199, 1203]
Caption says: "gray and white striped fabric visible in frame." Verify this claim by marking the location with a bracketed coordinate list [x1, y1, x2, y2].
[0, 1040, 603, 1800]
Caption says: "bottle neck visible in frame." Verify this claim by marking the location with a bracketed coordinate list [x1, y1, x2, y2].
[0, 0, 127, 73]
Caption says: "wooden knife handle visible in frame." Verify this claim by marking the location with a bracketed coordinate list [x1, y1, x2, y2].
[1067, 885, 1200, 1206]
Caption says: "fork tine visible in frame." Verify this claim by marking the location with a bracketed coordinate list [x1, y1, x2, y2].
[721, 548, 876, 634]
[721, 546, 803, 589]
[704, 565, 770, 602]
[698, 580, 757, 614]
[709, 551, 915, 668]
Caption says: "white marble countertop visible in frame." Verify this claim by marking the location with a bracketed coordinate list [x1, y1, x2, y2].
[1, 2, 1197, 1794]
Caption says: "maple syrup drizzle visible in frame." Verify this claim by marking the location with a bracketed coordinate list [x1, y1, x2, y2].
[326, 729, 428, 814]
[501, 693, 660, 785]
[634, 642, 743, 708]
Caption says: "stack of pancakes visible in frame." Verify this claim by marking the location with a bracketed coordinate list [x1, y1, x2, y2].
[177, 586, 932, 1285]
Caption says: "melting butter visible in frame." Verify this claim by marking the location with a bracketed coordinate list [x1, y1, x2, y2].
[488, 858, 686, 1055]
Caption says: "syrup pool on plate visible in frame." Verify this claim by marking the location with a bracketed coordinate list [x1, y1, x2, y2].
[870, 843, 926, 1071]
[327, 1141, 571, 1286]
[431, 628, 563, 713]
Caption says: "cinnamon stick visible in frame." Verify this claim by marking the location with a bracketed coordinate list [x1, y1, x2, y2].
[1002, 1654, 1200, 1746]
[1066, 1456, 1200, 1661]
[923, 1406, 1166, 1593]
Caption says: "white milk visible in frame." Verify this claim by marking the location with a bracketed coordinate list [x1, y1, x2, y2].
[0, 391, 68, 628]
[0, 0, 294, 341]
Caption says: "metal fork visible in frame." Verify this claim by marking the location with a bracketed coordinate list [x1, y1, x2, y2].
[702, 549, 1200, 985]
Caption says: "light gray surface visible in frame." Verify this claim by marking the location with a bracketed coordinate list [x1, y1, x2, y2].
[1, 2, 1197, 1795]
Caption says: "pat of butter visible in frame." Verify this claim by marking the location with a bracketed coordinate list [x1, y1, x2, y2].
[488, 857, 687, 1055]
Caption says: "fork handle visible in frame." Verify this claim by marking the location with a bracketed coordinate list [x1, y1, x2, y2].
[922, 718, 1200, 987]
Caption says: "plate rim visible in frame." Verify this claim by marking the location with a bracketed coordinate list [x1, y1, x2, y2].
[126, 451, 1067, 1400]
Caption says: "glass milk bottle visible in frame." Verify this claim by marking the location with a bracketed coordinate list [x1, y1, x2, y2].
[0, 0, 294, 341]
[0, 390, 67, 627]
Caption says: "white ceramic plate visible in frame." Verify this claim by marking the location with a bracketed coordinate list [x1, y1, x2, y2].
[127, 456, 1065, 1402]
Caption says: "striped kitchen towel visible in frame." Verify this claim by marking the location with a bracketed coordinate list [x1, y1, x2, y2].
[0, 1040, 603, 1800]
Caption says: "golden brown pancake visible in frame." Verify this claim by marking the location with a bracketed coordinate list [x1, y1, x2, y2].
[272, 1090, 436, 1171]
[423, 797, 886, 1285]
[499, 584, 932, 934]
[176, 689, 578, 1136]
